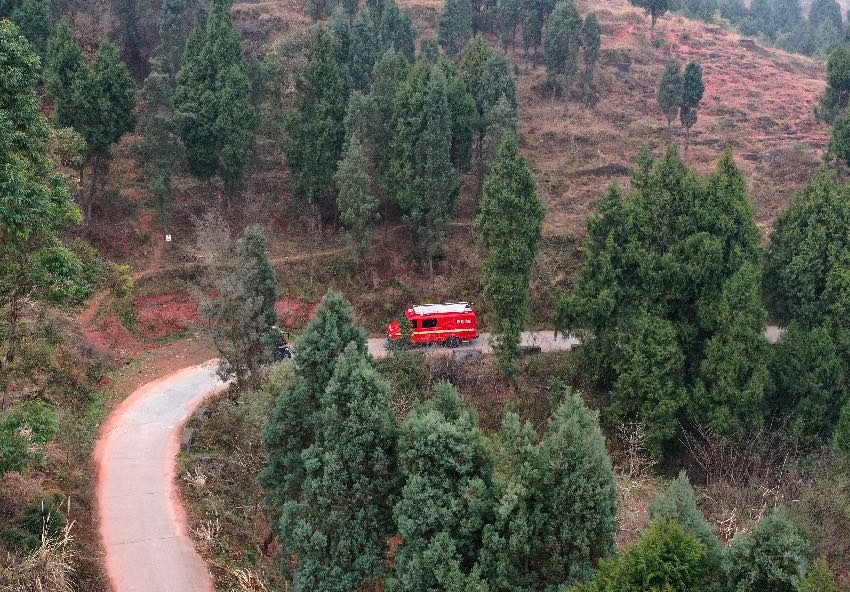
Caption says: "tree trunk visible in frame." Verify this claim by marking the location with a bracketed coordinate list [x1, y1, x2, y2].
[651, 12, 657, 39]
[2, 290, 19, 412]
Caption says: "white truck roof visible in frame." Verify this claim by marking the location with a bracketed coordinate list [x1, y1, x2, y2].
[411, 302, 472, 315]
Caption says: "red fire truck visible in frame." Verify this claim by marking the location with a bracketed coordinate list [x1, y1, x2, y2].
[386, 302, 478, 347]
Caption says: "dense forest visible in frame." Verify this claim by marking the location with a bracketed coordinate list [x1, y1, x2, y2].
[2, 0, 850, 590]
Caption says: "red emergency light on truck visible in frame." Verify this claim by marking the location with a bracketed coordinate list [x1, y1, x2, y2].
[386, 302, 478, 347]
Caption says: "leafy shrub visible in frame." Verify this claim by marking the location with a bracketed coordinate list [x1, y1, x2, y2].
[723, 511, 809, 592]
[571, 519, 710, 592]
[0, 401, 58, 475]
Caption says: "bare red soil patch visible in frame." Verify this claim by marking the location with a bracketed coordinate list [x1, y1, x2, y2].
[135, 292, 200, 341]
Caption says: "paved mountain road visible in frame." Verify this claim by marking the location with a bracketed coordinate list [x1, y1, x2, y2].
[95, 362, 227, 592]
[96, 327, 783, 591]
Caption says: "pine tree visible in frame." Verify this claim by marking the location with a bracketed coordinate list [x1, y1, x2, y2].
[45, 23, 88, 132]
[680, 61, 705, 151]
[612, 311, 687, 456]
[476, 134, 544, 369]
[497, 0, 523, 50]
[135, 60, 183, 226]
[532, 392, 617, 587]
[260, 291, 367, 513]
[175, 0, 257, 199]
[544, 0, 582, 102]
[380, 0, 417, 60]
[765, 170, 850, 329]
[480, 94, 516, 180]
[282, 343, 398, 591]
[657, 58, 683, 126]
[197, 224, 277, 387]
[462, 40, 517, 188]
[330, 5, 352, 81]
[350, 8, 380, 90]
[414, 68, 459, 273]
[394, 382, 496, 591]
[0, 20, 87, 409]
[692, 262, 772, 437]
[10, 0, 51, 57]
[440, 57, 477, 171]
[283, 26, 348, 221]
[73, 41, 136, 219]
[629, 0, 669, 37]
[157, 0, 189, 77]
[439, 0, 473, 57]
[370, 49, 409, 227]
[336, 137, 379, 260]
[580, 13, 601, 105]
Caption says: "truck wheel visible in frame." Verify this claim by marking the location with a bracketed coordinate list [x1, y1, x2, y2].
[446, 336, 461, 348]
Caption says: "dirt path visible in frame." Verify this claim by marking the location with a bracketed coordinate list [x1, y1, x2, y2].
[79, 245, 349, 358]
[95, 361, 226, 592]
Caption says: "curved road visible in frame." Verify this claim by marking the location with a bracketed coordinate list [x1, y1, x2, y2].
[95, 328, 781, 591]
[95, 362, 227, 592]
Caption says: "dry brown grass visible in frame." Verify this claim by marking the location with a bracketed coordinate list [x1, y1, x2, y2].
[0, 523, 75, 592]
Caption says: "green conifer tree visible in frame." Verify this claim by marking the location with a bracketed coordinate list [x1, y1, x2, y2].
[723, 512, 810, 592]
[573, 519, 710, 592]
[476, 134, 544, 369]
[680, 61, 705, 151]
[260, 292, 367, 513]
[650, 472, 723, 570]
[350, 8, 380, 90]
[498, 0, 523, 49]
[282, 343, 398, 591]
[414, 68, 459, 274]
[10, 0, 51, 57]
[544, 0, 582, 102]
[439, 0, 473, 57]
[394, 382, 496, 591]
[440, 57, 477, 171]
[45, 23, 88, 132]
[283, 26, 348, 222]
[73, 41, 136, 219]
[658, 58, 683, 126]
[157, 0, 189, 78]
[380, 0, 416, 60]
[580, 13, 601, 104]
[175, 0, 257, 199]
[336, 136, 379, 260]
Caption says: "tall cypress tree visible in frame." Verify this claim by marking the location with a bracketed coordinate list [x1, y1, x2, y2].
[380, 0, 416, 60]
[580, 13, 601, 104]
[544, 0, 582, 102]
[658, 58, 683, 126]
[285, 343, 399, 592]
[438, 0, 473, 57]
[414, 68, 459, 273]
[10, 0, 51, 57]
[629, 0, 669, 37]
[283, 26, 348, 222]
[370, 49, 409, 228]
[135, 60, 183, 226]
[680, 61, 705, 151]
[394, 382, 495, 591]
[350, 8, 380, 90]
[476, 133, 544, 369]
[336, 136, 379, 260]
[261, 292, 367, 515]
[45, 23, 88, 133]
[175, 0, 257, 198]
[157, 0, 189, 78]
[73, 41, 136, 219]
